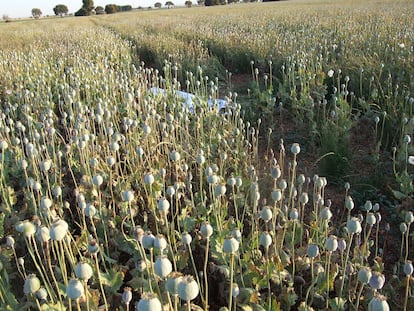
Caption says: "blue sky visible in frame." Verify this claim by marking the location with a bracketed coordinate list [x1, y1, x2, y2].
[1, 0, 185, 18]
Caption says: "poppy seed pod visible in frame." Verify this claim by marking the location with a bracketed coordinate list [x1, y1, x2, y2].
[122, 190, 134, 203]
[144, 173, 155, 185]
[223, 236, 239, 254]
[358, 267, 372, 284]
[92, 175, 103, 187]
[325, 235, 338, 252]
[136, 292, 162, 311]
[404, 261, 414, 276]
[157, 197, 170, 214]
[271, 189, 282, 202]
[154, 235, 168, 252]
[122, 287, 133, 305]
[182, 232, 192, 246]
[142, 232, 155, 249]
[346, 217, 362, 234]
[290, 208, 299, 221]
[170, 150, 181, 162]
[66, 279, 84, 300]
[291, 143, 300, 155]
[259, 232, 272, 249]
[200, 221, 213, 239]
[338, 239, 347, 252]
[369, 272, 385, 290]
[177, 275, 199, 302]
[320, 207, 332, 221]
[345, 195, 354, 211]
[405, 211, 414, 224]
[24, 274, 41, 295]
[154, 256, 173, 278]
[366, 213, 376, 226]
[50, 218, 68, 241]
[227, 177, 236, 187]
[166, 272, 183, 296]
[74, 261, 93, 281]
[368, 294, 390, 311]
[36, 287, 48, 300]
[36, 226, 50, 243]
[307, 244, 319, 258]
[299, 192, 309, 205]
[260, 206, 273, 222]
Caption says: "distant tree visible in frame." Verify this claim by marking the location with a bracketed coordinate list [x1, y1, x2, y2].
[185, 0, 192, 7]
[204, 0, 220, 5]
[95, 6, 105, 14]
[82, 0, 94, 12]
[197, 0, 205, 5]
[53, 4, 69, 16]
[74, 8, 88, 16]
[75, 0, 94, 16]
[2, 14, 11, 22]
[154, 2, 162, 8]
[31, 8, 42, 18]
[165, 1, 174, 8]
[105, 4, 118, 14]
[119, 5, 131, 11]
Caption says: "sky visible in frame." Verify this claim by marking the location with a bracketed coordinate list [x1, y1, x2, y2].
[0, 0, 185, 18]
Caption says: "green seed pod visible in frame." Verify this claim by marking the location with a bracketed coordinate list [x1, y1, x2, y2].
[142, 232, 155, 249]
[24, 274, 41, 295]
[122, 190, 134, 202]
[144, 173, 155, 185]
[368, 294, 390, 311]
[137, 292, 162, 311]
[154, 256, 172, 278]
[271, 189, 282, 202]
[154, 234, 168, 252]
[346, 217, 362, 234]
[181, 232, 192, 246]
[122, 287, 133, 305]
[170, 150, 181, 162]
[177, 275, 199, 302]
[166, 272, 183, 296]
[405, 211, 414, 224]
[369, 272, 385, 290]
[366, 213, 376, 226]
[200, 221, 213, 239]
[291, 143, 300, 155]
[66, 279, 84, 300]
[74, 262, 93, 281]
[92, 175, 103, 187]
[307, 244, 319, 258]
[289, 208, 299, 221]
[157, 197, 170, 214]
[223, 236, 240, 254]
[50, 218, 68, 241]
[345, 195, 354, 211]
[259, 232, 272, 249]
[36, 287, 48, 300]
[404, 261, 414, 276]
[325, 235, 338, 252]
[214, 184, 226, 197]
[36, 226, 50, 243]
[320, 207, 332, 221]
[358, 267, 372, 284]
[260, 206, 273, 222]
[299, 192, 309, 205]
[400, 222, 408, 233]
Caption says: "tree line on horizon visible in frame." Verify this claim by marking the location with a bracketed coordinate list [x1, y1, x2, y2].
[3, 0, 280, 20]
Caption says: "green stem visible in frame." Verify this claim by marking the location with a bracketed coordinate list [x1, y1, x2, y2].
[228, 254, 235, 311]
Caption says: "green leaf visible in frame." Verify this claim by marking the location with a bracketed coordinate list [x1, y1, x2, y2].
[392, 189, 407, 200]
[100, 269, 123, 294]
